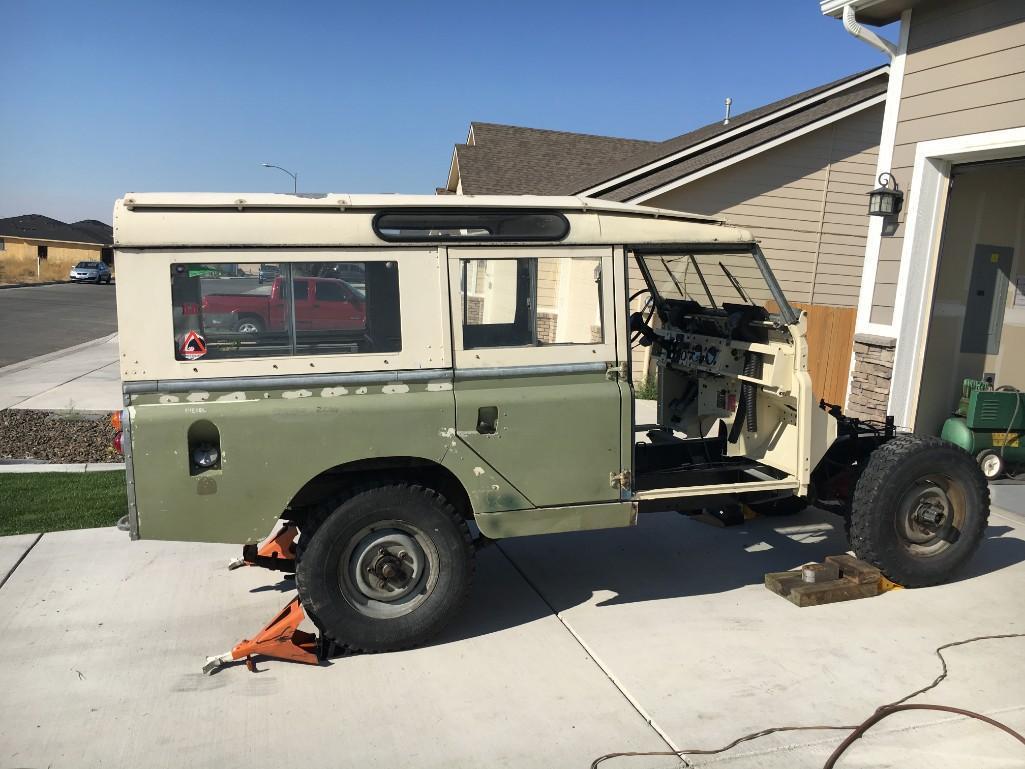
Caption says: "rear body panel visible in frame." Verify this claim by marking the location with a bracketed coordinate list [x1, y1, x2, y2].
[126, 376, 530, 543]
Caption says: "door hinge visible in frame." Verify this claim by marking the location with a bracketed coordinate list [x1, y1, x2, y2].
[610, 470, 632, 490]
[606, 363, 627, 381]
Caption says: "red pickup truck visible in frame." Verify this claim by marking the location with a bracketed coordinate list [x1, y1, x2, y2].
[202, 276, 366, 333]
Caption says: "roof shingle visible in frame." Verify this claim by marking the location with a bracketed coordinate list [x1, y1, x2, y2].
[0, 214, 112, 245]
[454, 123, 657, 196]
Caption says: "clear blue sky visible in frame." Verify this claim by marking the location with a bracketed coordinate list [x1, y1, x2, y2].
[0, 1, 896, 224]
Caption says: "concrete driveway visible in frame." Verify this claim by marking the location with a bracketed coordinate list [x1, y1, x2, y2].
[1, 498, 1023, 768]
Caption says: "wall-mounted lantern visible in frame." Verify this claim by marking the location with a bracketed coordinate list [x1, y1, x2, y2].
[867, 172, 904, 217]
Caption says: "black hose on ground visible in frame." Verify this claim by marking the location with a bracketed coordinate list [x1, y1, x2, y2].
[589, 632, 1025, 769]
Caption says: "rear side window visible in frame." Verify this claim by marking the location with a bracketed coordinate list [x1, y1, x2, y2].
[460, 256, 603, 349]
[169, 261, 400, 361]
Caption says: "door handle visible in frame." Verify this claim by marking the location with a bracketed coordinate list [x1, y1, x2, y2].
[476, 406, 498, 434]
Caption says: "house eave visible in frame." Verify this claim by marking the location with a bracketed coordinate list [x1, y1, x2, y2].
[820, 0, 920, 26]
[0, 234, 108, 247]
[577, 66, 888, 198]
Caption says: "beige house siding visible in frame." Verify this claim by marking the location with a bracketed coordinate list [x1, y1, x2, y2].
[870, 0, 1025, 324]
[643, 104, 883, 308]
[0, 238, 105, 283]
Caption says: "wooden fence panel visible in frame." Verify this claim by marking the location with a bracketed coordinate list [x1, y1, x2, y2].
[792, 303, 856, 405]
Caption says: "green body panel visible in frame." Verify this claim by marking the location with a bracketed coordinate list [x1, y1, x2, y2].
[475, 501, 636, 538]
[453, 370, 623, 507]
[941, 415, 1025, 460]
[128, 379, 532, 544]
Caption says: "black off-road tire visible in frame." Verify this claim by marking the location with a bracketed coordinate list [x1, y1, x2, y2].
[295, 483, 474, 653]
[849, 435, 989, 588]
[747, 495, 809, 517]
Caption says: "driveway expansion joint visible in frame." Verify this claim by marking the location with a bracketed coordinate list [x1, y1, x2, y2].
[0, 533, 43, 590]
[496, 542, 685, 761]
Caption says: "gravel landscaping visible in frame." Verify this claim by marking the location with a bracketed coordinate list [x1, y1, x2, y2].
[0, 409, 120, 463]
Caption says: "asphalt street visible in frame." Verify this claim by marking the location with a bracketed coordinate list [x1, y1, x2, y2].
[0, 283, 118, 367]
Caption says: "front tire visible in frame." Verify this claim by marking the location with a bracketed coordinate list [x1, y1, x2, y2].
[296, 484, 474, 653]
[849, 435, 988, 587]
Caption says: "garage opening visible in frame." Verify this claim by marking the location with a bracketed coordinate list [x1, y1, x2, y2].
[916, 157, 1025, 435]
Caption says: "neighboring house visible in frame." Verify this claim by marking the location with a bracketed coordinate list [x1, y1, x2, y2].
[819, 0, 1025, 433]
[443, 68, 888, 390]
[0, 215, 113, 283]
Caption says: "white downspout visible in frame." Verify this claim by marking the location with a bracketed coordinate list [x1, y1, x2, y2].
[842, 3, 897, 59]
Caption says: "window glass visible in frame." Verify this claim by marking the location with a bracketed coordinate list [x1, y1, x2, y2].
[640, 251, 779, 312]
[170, 261, 401, 361]
[291, 262, 399, 355]
[375, 210, 569, 242]
[171, 262, 292, 360]
[461, 257, 603, 349]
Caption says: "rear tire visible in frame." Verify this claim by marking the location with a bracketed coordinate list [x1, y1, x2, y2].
[296, 483, 474, 653]
[849, 435, 988, 587]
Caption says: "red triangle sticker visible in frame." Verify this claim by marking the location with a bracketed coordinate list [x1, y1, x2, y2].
[179, 330, 207, 360]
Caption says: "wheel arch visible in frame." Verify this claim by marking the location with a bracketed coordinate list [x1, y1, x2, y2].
[285, 456, 474, 525]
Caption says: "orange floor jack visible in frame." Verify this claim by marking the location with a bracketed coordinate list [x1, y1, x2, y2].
[204, 523, 338, 674]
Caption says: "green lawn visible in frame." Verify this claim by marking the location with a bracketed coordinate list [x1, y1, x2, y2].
[0, 471, 127, 536]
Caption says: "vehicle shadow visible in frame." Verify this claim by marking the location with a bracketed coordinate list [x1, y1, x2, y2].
[436, 507, 1025, 646]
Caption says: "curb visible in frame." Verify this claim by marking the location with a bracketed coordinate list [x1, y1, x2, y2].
[0, 333, 119, 377]
[0, 280, 72, 290]
[0, 462, 125, 474]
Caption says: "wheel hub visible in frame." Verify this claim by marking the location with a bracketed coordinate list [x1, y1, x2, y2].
[351, 529, 426, 604]
[914, 500, 947, 527]
[896, 476, 964, 555]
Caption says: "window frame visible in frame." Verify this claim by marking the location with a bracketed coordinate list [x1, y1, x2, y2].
[170, 261, 398, 361]
[447, 246, 617, 369]
[135, 248, 444, 380]
[373, 208, 570, 243]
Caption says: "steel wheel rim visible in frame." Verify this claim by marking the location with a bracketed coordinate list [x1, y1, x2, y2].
[237, 321, 260, 334]
[339, 520, 438, 618]
[894, 474, 966, 557]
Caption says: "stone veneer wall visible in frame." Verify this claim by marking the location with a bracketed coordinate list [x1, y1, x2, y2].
[847, 333, 896, 422]
[536, 312, 557, 343]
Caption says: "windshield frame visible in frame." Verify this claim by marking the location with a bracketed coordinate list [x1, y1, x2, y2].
[632, 243, 798, 326]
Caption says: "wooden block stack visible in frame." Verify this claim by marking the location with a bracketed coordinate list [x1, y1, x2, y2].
[765, 555, 883, 607]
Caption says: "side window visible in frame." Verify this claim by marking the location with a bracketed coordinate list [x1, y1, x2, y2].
[171, 263, 292, 360]
[170, 261, 401, 361]
[292, 262, 400, 355]
[461, 257, 603, 350]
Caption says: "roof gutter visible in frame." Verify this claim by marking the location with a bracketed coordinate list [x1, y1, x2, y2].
[842, 3, 896, 59]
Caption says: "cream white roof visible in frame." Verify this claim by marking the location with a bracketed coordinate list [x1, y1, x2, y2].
[113, 193, 755, 247]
